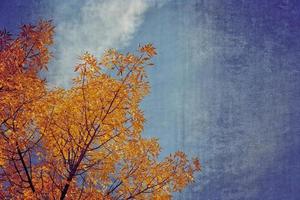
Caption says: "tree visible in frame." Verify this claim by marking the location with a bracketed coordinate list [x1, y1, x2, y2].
[0, 21, 200, 200]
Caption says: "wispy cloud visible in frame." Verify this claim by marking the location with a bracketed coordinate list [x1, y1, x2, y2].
[47, 0, 168, 87]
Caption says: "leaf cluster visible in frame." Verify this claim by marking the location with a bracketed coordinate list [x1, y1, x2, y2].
[0, 21, 200, 200]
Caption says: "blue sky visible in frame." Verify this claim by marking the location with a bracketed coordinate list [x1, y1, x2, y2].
[1, 0, 300, 199]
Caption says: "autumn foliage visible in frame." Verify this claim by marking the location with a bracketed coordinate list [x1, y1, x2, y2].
[0, 21, 200, 199]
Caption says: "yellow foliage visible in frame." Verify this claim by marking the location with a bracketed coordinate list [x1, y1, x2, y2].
[0, 21, 200, 200]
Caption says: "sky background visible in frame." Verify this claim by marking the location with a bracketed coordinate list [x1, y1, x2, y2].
[1, 0, 300, 199]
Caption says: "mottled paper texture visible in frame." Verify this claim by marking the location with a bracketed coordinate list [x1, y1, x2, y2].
[1, 0, 299, 199]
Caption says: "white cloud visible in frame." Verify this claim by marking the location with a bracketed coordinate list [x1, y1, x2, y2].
[47, 0, 168, 87]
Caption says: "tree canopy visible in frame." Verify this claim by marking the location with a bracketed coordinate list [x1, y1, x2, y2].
[0, 21, 200, 200]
